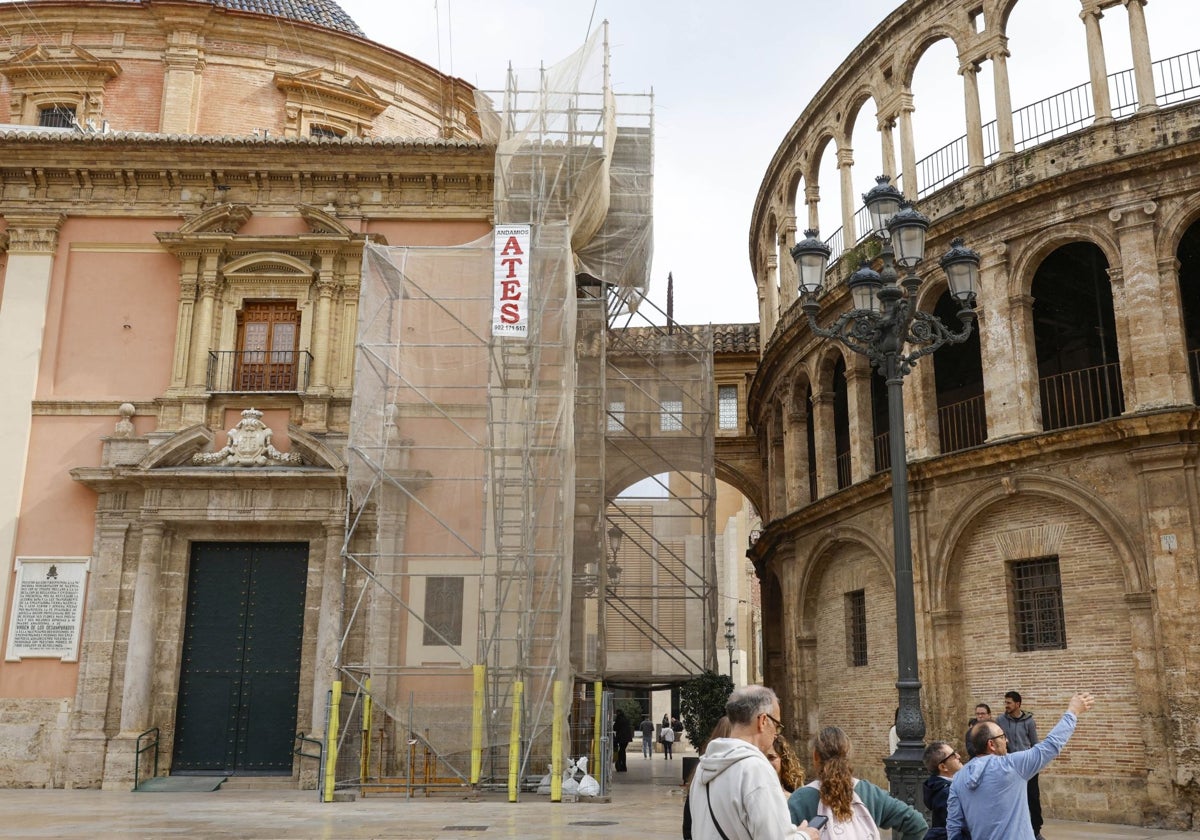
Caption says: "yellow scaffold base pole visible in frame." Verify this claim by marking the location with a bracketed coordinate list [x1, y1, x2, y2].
[471, 665, 485, 785]
[508, 681, 523, 803]
[550, 681, 563, 802]
[323, 680, 341, 803]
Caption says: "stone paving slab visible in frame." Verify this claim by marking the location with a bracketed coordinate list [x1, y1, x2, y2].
[1, 752, 1196, 839]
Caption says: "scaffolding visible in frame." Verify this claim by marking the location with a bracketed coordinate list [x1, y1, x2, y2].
[334, 21, 712, 801]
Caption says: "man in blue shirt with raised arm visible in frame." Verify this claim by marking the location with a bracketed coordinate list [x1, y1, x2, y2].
[947, 692, 1094, 840]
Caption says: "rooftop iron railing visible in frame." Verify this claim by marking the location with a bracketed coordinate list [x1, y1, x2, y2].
[821, 50, 1200, 258]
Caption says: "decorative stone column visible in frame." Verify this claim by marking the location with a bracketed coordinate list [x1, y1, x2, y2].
[0, 213, 64, 649]
[1108, 202, 1191, 409]
[1081, 8, 1114, 124]
[1123, 0, 1157, 113]
[837, 145, 857, 242]
[764, 251, 780, 340]
[989, 43, 1016, 159]
[308, 252, 337, 393]
[878, 114, 898, 183]
[187, 266, 220, 390]
[805, 183, 821, 234]
[897, 92, 918, 197]
[961, 60, 985, 172]
[778, 219, 799, 304]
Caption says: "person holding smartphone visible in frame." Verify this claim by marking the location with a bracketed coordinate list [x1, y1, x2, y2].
[687, 685, 820, 840]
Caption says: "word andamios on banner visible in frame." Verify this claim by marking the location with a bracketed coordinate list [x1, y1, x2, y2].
[493, 224, 531, 337]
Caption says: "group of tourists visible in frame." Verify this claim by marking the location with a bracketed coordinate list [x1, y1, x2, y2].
[681, 684, 1094, 840]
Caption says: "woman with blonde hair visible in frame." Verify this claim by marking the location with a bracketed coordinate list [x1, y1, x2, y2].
[788, 726, 927, 840]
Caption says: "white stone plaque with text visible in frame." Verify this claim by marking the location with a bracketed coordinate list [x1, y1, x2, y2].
[5, 557, 90, 662]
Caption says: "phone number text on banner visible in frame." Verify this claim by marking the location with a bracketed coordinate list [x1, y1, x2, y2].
[493, 224, 531, 337]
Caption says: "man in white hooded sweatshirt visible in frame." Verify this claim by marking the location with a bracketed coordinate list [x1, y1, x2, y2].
[688, 685, 820, 840]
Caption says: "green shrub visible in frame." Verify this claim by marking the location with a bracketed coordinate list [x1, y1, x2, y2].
[679, 671, 733, 754]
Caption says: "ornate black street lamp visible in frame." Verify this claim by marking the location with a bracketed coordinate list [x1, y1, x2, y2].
[790, 175, 980, 806]
[724, 616, 737, 681]
[606, 523, 624, 591]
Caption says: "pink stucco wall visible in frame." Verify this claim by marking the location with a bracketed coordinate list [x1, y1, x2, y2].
[37, 217, 181, 401]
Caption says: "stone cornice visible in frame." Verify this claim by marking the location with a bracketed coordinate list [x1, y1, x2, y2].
[0, 137, 494, 218]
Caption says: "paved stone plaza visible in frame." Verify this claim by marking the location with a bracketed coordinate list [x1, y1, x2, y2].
[2, 750, 1198, 839]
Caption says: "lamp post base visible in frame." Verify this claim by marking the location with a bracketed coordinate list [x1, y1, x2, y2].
[884, 743, 930, 818]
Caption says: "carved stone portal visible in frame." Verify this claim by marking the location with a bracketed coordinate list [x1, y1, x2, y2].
[192, 408, 302, 466]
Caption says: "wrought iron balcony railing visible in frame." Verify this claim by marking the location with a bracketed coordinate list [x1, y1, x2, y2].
[1038, 361, 1125, 432]
[207, 350, 312, 393]
[937, 393, 988, 454]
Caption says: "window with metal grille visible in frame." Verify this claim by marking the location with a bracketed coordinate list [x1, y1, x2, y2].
[309, 124, 345, 139]
[718, 385, 738, 430]
[422, 576, 464, 646]
[660, 391, 684, 432]
[846, 589, 867, 666]
[38, 104, 76, 128]
[607, 391, 625, 433]
[1011, 557, 1067, 651]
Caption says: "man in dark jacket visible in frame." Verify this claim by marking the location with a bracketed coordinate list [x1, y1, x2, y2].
[613, 710, 633, 771]
[995, 691, 1042, 840]
[964, 703, 991, 758]
[922, 741, 964, 840]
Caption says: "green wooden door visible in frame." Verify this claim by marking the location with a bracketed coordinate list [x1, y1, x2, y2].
[172, 542, 308, 774]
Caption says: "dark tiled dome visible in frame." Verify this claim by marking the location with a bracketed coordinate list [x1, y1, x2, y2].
[106, 0, 366, 37]
[212, 0, 363, 36]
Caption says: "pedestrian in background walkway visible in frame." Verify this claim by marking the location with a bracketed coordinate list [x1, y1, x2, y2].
[640, 714, 655, 758]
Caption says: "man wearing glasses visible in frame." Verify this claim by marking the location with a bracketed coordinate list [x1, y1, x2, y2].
[922, 742, 963, 840]
[688, 685, 820, 840]
[947, 692, 1094, 840]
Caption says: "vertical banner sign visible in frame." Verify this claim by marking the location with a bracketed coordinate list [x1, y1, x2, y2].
[493, 224, 531, 337]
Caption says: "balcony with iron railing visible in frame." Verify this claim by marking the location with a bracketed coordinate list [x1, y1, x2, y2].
[1038, 361, 1125, 432]
[207, 350, 312, 393]
[937, 394, 988, 454]
[836, 451, 852, 490]
[821, 49, 1200, 261]
[1190, 347, 1200, 403]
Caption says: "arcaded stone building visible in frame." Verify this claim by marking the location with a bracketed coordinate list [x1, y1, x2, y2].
[748, 0, 1200, 828]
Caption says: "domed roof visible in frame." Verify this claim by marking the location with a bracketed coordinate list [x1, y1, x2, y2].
[163, 0, 365, 37]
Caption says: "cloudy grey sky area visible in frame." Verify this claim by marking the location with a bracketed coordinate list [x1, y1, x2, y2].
[338, 0, 1192, 328]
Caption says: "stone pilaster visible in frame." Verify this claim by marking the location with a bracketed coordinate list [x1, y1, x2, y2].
[812, 391, 838, 499]
[0, 213, 65, 663]
[65, 521, 130, 789]
[118, 522, 165, 736]
[1109, 202, 1191, 410]
[845, 362, 875, 483]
